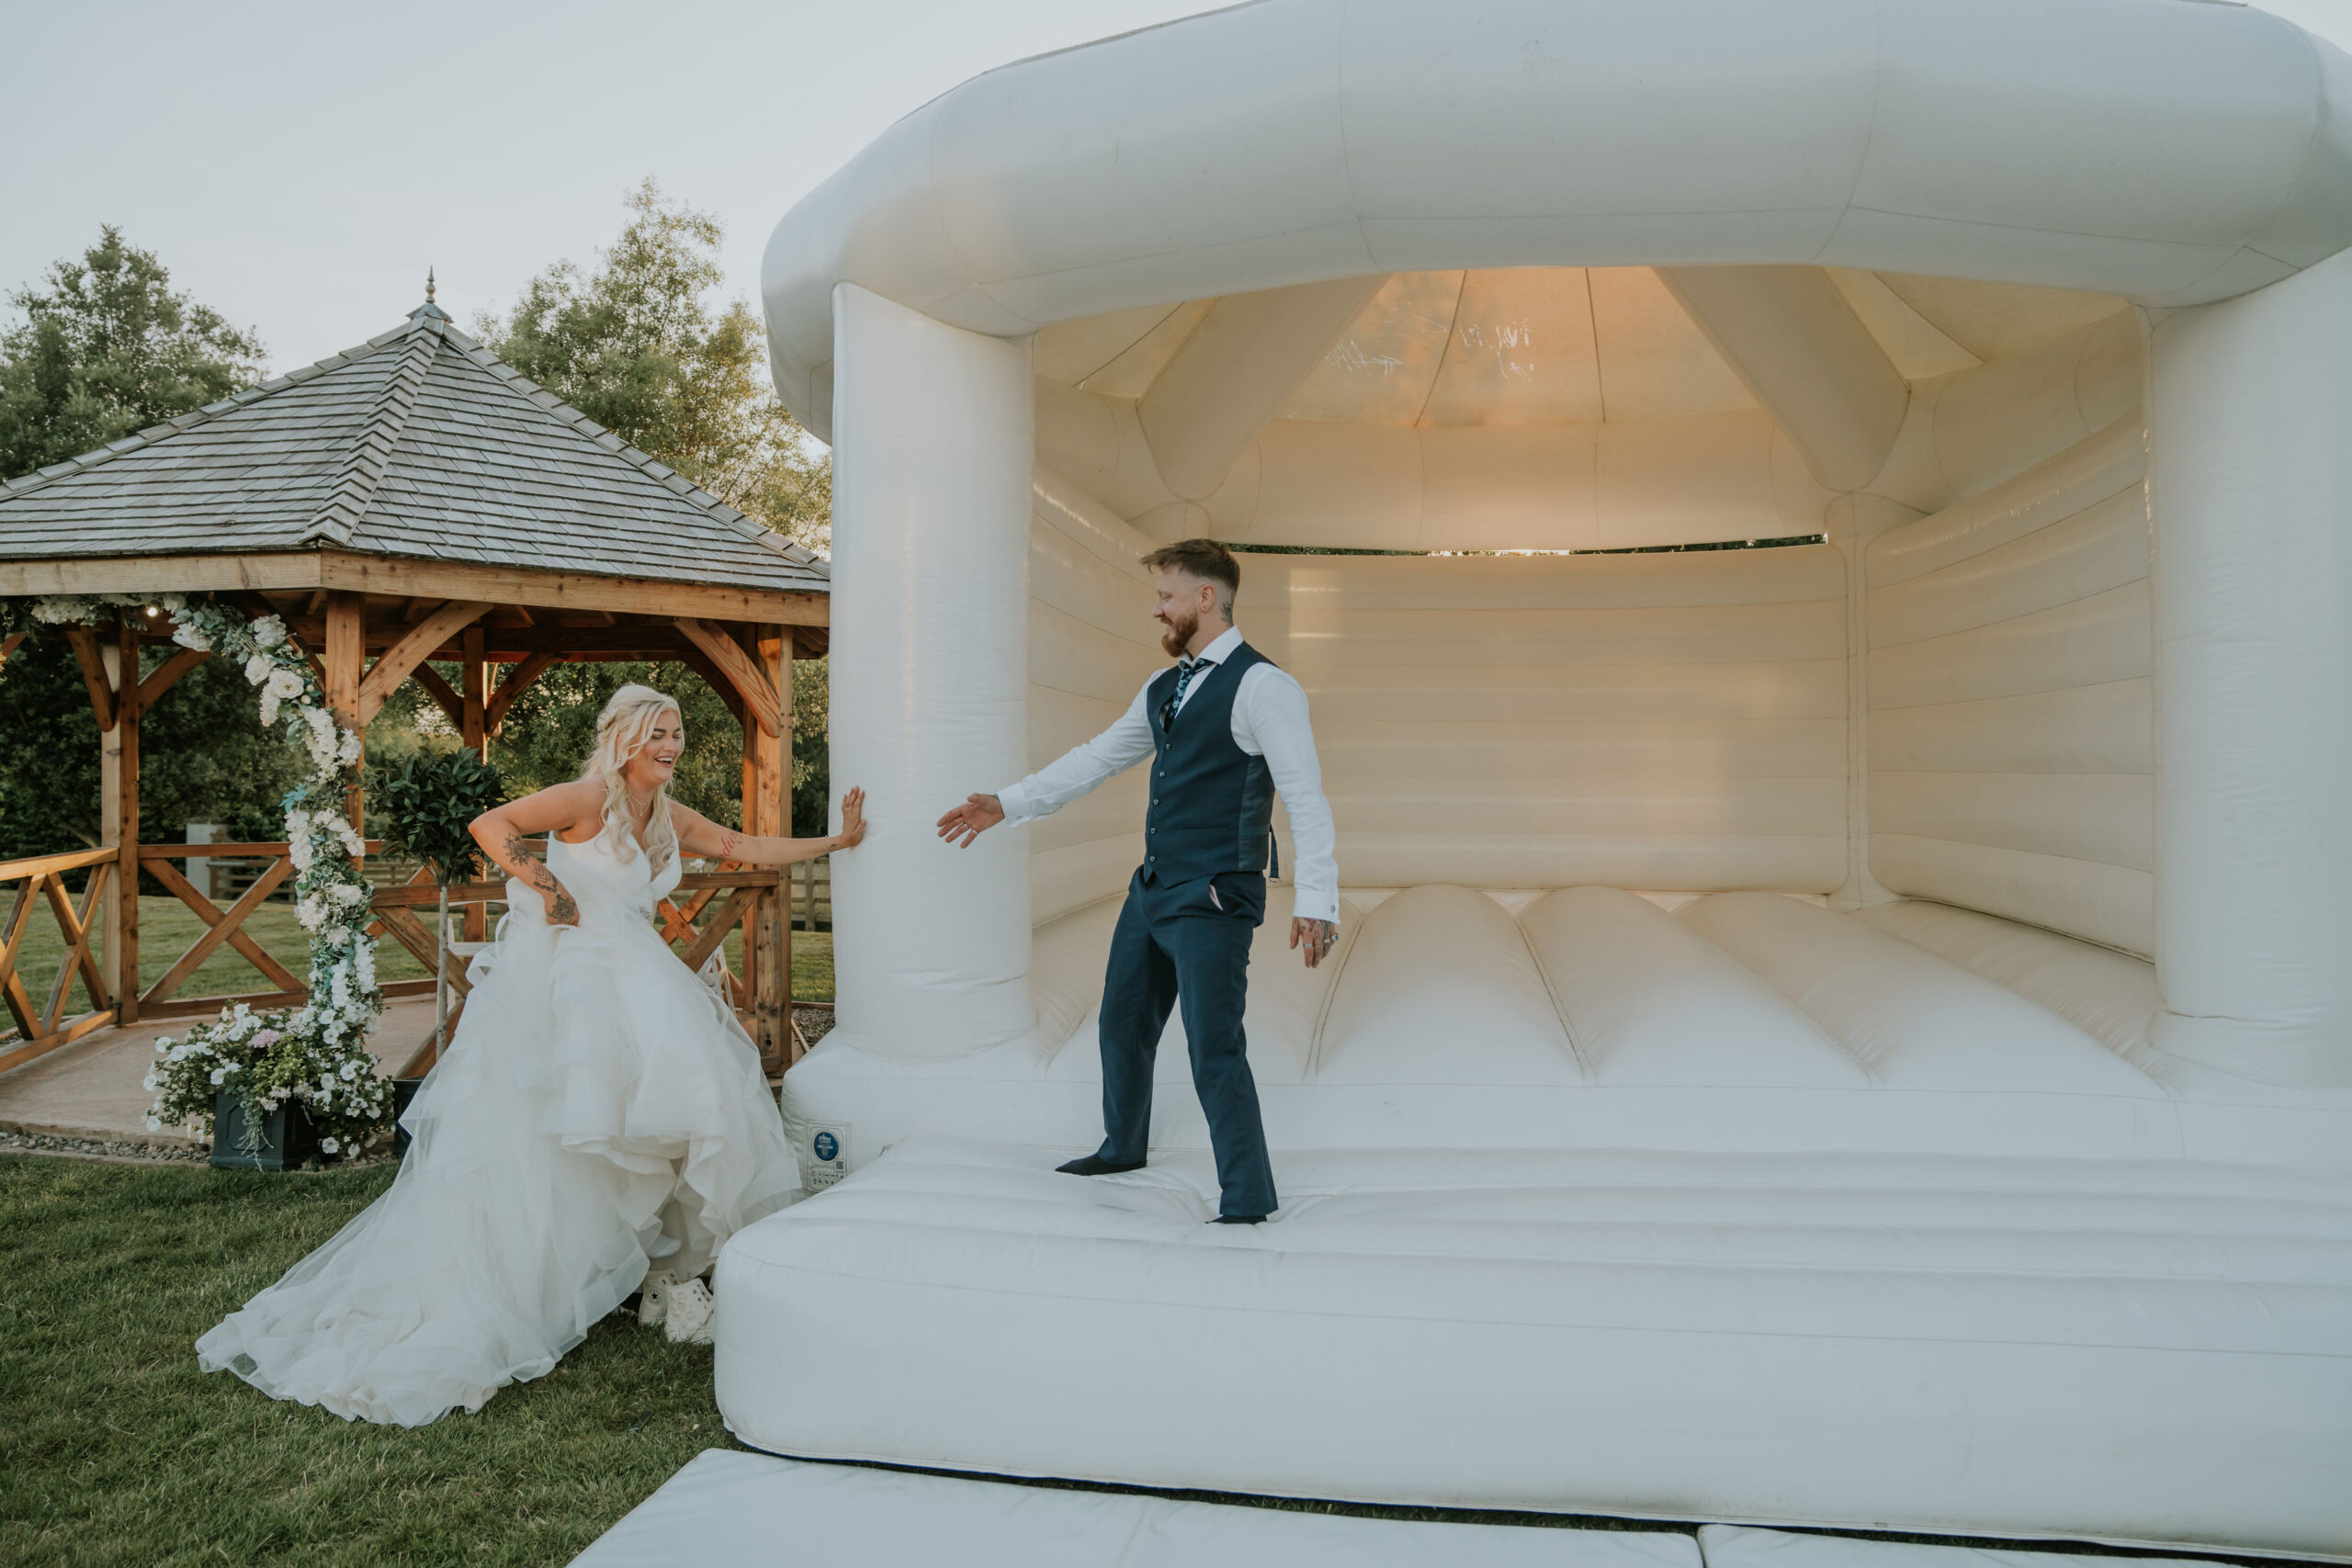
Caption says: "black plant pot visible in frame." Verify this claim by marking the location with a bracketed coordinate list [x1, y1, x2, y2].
[390, 1077, 426, 1157]
[210, 1089, 321, 1171]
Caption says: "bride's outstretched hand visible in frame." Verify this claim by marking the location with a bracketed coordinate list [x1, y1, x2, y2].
[837, 787, 867, 850]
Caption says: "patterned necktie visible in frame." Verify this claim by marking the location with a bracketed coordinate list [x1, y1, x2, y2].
[1159, 656, 1204, 733]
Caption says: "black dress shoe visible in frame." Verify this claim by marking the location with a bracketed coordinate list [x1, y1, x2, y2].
[1056, 1154, 1147, 1176]
[1210, 1213, 1266, 1225]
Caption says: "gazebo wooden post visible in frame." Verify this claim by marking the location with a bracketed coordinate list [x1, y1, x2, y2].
[460, 624, 489, 943]
[322, 593, 366, 843]
[113, 616, 142, 1026]
[764, 630, 793, 1067]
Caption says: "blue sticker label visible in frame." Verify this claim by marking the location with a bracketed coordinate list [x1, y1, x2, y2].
[812, 1130, 839, 1162]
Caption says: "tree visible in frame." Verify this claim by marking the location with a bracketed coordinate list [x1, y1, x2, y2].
[478, 179, 831, 553]
[0, 233, 291, 868]
[475, 181, 832, 834]
[0, 637, 304, 870]
[0, 227, 266, 482]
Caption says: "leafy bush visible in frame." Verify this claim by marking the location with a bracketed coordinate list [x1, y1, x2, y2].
[368, 750, 508, 886]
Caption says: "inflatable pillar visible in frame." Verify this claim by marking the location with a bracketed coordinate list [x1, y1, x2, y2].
[827, 283, 1036, 1056]
[2148, 249, 2352, 1088]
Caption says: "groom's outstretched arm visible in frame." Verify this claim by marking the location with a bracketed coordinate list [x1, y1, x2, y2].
[937, 684, 1156, 848]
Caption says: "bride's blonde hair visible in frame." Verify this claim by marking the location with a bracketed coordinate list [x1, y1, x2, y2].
[582, 683, 683, 871]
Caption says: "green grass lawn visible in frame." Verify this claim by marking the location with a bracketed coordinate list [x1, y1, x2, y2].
[6, 897, 834, 1024]
[0, 1154, 729, 1566]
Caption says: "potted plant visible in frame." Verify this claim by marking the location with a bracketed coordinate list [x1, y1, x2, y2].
[147, 1001, 392, 1169]
[368, 750, 508, 1076]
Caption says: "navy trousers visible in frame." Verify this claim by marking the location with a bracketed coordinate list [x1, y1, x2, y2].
[1091, 866, 1277, 1218]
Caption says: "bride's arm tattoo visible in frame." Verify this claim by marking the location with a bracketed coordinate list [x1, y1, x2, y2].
[497, 828, 576, 924]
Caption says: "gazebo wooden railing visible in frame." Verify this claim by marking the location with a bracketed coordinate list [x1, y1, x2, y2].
[0, 847, 119, 1075]
[0, 840, 803, 1080]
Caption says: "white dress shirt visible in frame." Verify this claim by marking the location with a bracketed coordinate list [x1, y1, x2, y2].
[996, 625, 1340, 925]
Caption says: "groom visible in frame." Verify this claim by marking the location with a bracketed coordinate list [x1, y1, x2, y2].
[935, 538, 1340, 1224]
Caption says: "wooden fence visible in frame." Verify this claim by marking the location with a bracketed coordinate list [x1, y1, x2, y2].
[0, 842, 804, 1080]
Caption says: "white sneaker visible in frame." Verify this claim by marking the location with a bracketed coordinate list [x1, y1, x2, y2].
[637, 1269, 675, 1328]
[662, 1276, 717, 1346]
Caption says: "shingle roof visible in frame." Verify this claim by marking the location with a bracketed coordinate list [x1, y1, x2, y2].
[0, 299, 829, 595]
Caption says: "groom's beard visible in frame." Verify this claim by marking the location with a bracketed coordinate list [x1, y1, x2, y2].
[1159, 610, 1199, 659]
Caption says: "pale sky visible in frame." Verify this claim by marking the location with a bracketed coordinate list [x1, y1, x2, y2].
[5, 0, 2349, 380]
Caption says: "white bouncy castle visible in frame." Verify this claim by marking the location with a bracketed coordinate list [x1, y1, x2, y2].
[715, 0, 2352, 1556]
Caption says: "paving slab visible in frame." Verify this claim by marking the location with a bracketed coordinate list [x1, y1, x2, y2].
[0, 997, 438, 1144]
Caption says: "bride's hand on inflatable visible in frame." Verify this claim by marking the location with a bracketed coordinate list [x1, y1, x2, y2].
[935, 793, 1004, 849]
[837, 787, 867, 850]
[1291, 917, 1337, 969]
[540, 878, 580, 928]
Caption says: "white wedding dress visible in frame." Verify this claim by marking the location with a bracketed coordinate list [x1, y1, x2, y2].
[197, 831, 801, 1426]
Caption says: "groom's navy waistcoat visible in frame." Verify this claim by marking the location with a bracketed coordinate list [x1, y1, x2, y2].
[1140, 642, 1276, 889]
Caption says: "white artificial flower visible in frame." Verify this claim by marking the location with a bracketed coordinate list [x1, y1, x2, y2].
[141, 1073, 157, 1091]
[320, 1136, 340, 1154]
[209, 1068, 227, 1085]
[242, 653, 273, 684]
[294, 897, 326, 933]
[339, 1060, 358, 1080]
[257, 692, 281, 727]
[145, 1116, 162, 1131]
[170, 622, 212, 653]
[154, 1040, 169, 1056]
[252, 615, 288, 649]
[265, 667, 304, 701]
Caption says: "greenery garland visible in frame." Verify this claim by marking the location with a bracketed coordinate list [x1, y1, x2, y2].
[1, 592, 390, 1158]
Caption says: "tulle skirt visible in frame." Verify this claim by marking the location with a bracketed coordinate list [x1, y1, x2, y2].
[195, 887, 801, 1427]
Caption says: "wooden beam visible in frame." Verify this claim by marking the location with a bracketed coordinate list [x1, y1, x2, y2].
[64, 624, 116, 732]
[355, 600, 491, 724]
[668, 635, 744, 726]
[315, 554, 827, 626]
[675, 618, 782, 736]
[0, 631, 25, 668]
[460, 626, 487, 759]
[40, 863, 113, 1028]
[322, 594, 364, 727]
[0, 846, 118, 879]
[0, 554, 831, 627]
[137, 646, 209, 709]
[322, 593, 365, 839]
[137, 860, 291, 1006]
[141, 857, 303, 1000]
[483, 650, 556, 737]
[114, 617, 141, 1025]
[409, 662, 466, 730]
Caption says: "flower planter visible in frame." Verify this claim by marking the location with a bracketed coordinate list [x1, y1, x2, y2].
[210, 1089, 321, 1171]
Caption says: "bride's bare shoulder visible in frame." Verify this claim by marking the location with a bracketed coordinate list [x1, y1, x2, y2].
[496, 779, 605, 837]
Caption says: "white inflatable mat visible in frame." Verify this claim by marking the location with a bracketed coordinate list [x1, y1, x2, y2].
[572, 1449, 1701, 1567]
[1697, 1527, 2230, 1568]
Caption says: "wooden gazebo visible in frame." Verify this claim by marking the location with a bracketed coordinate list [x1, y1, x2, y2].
[0, 289, 828, 1077]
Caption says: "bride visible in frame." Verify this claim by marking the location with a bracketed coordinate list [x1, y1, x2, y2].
[197, 684, 865, 1427]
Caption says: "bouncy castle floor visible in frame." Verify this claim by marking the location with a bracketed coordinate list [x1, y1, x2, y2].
[737, 889, 2352, 1558]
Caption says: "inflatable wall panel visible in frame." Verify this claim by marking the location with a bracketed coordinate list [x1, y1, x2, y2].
[1865, 412, 2153, 953]
[1222, 549, 1849, 892]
